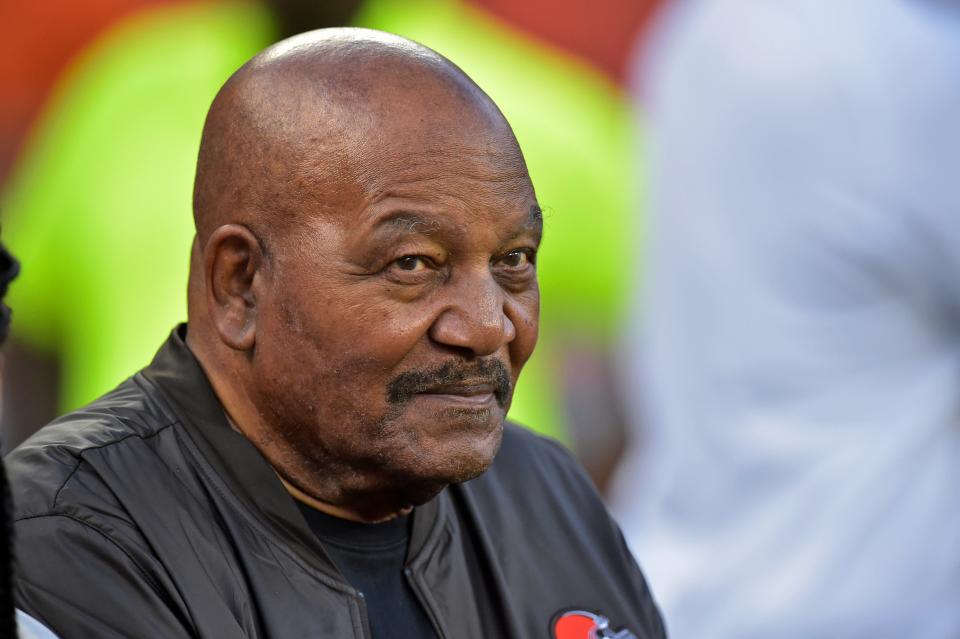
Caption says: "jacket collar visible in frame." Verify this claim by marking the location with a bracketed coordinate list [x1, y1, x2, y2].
[141, 325, 443, 576]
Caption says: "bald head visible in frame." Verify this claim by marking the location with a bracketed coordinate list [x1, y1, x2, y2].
[193, 28, 524, 248]
[186, 28, 540, 523]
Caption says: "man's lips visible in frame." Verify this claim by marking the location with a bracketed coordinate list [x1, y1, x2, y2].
[416, 382, 497, 406]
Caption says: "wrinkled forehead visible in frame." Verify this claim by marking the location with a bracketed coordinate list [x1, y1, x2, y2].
[279, 68, 532, 219]
[219, 39, 535, 244]
[349, 117, 531, 206]
[322, 136, 536, 251]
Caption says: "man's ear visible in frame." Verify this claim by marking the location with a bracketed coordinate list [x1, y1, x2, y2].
[202, 224, 265, 351]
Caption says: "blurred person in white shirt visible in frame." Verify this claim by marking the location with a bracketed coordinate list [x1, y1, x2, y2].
[610, 1, 960, 637]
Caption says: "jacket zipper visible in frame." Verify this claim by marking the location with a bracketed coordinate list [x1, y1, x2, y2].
[354, 589, 373, 639]
[404, 567, 448, 639]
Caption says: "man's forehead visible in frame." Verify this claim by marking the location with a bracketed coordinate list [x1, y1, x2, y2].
[252, 55, 529, 197]
[344, 200, 542, 254]
[195, 27, 533, 246]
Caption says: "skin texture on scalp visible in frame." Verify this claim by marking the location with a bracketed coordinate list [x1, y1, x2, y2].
[187, 28, 541, 523]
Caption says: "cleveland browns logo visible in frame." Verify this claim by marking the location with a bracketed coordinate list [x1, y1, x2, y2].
[552, 610, 637, 639]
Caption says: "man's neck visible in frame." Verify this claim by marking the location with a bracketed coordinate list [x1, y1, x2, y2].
[215, 401, 410, 524]
[280, 476, 413, 524]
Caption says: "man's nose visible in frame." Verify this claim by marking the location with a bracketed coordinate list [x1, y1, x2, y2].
[428, 272, 517, 357]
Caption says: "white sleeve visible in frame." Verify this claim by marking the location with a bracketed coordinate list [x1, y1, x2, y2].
[16, 610, 60, 639]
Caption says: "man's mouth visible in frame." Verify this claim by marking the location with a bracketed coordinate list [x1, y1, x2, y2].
[416, 382, 497, 406]
[386, 360, 511, 407]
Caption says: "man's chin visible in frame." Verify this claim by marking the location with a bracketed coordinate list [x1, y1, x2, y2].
[393, 445, 500, 511]
[405, 417, 504, 487]
[400, 394, 506, 437]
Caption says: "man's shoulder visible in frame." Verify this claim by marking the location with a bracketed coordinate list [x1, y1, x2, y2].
[5, 373, 180, 520]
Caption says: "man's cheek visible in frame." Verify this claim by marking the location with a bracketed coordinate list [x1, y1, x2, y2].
[509, 309, 539, 368]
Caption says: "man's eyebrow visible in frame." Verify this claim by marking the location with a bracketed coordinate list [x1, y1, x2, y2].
[369, 206, 542, 238]
[372, 211, 442, 234]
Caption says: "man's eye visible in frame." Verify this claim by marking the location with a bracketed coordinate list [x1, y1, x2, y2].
[394, 255, 428, 272]
[499, 250, 533, 268]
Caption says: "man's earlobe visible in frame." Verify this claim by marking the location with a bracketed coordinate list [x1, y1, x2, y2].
[203, 224, 264, 351]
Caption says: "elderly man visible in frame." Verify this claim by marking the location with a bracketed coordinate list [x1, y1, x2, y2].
[7, 29, 664, 639]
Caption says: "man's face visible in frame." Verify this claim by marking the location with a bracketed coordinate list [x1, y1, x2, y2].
[249, 122, 541, 508]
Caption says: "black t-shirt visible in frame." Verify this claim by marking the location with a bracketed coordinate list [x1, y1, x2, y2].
[296, 502, 439, 639]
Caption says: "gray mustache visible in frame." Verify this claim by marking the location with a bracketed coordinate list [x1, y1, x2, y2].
[386, 359, 511, 408]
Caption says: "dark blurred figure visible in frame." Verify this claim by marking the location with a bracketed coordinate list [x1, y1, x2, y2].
[0, 244, 58, 638]
[611, 2, 960, 637]
[0, 242, 19, 639]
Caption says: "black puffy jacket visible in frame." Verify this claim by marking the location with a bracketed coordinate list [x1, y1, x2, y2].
[7, 327, 666, 639]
